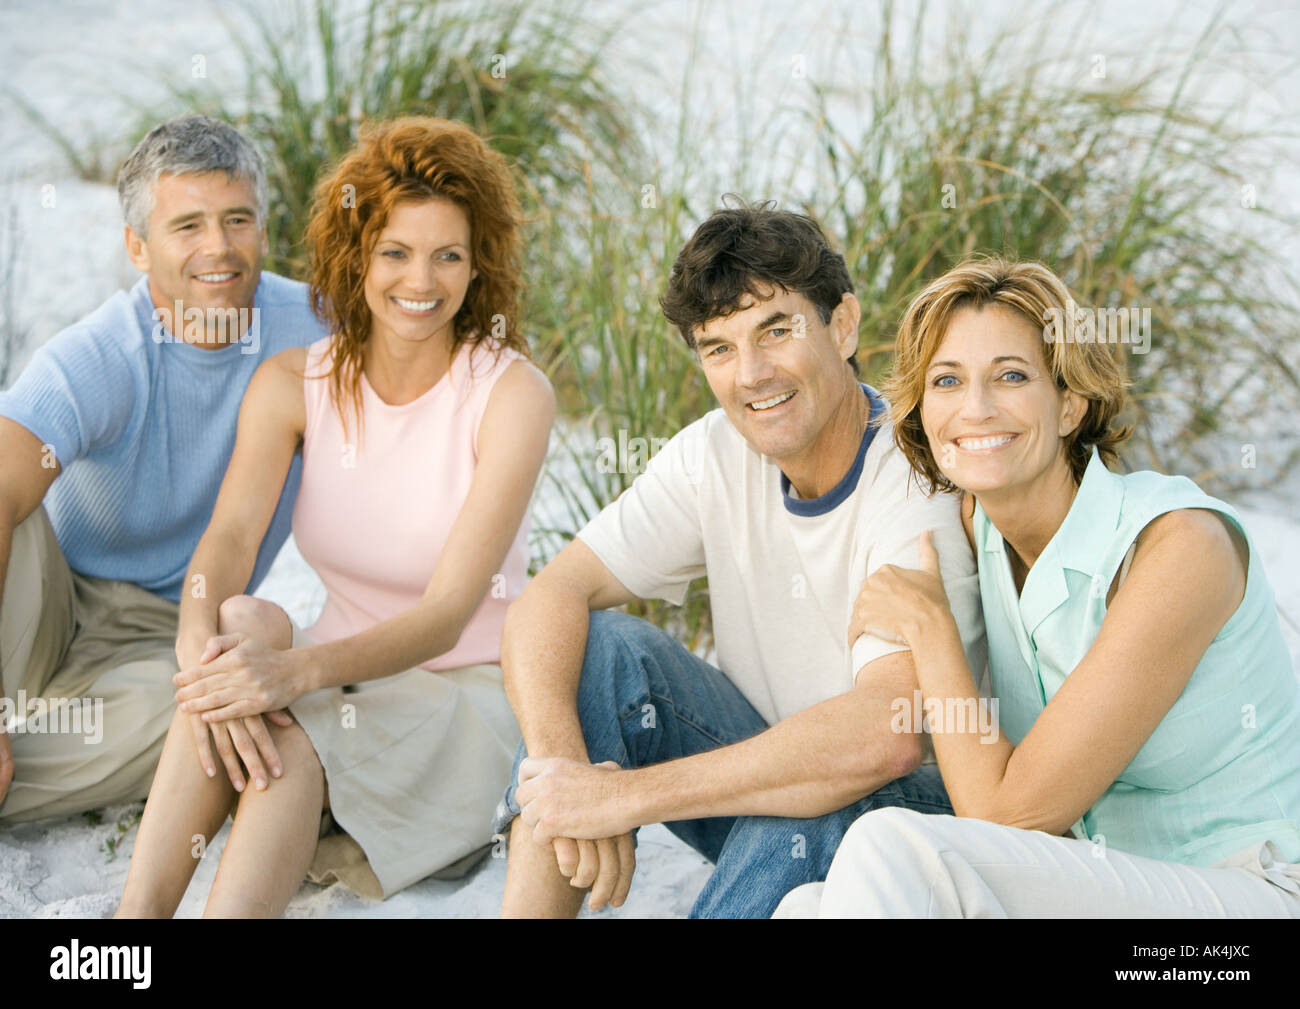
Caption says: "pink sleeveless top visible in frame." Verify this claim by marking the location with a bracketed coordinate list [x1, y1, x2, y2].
[292, 334, 531, 671]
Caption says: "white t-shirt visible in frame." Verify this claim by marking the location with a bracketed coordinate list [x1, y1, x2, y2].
[577, 386, 988, 736]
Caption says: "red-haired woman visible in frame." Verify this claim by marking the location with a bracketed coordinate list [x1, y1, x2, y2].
[117, 117, 555, 917]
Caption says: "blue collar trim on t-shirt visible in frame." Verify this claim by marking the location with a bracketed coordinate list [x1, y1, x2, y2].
[780, 383, 885, 517]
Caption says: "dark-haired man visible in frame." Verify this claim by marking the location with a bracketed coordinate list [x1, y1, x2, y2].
[0, 114, 328, 824]
[495, 200, 986, 917]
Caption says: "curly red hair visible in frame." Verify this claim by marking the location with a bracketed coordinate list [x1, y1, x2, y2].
[304, 116, 527, 437]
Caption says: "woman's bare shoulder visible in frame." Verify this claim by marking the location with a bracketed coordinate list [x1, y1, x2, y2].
[490, 357, 555, 412]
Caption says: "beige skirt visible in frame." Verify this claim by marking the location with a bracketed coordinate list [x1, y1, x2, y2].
[287, 623, 520, 899]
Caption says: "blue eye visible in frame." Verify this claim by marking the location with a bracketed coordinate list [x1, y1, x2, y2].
[1001, 370, 1027, 383]
[932, 374, 958, 388]
[382, 249, 405, 259]
[442, 251, 463, 262]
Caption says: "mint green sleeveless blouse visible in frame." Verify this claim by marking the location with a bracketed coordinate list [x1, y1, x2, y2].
[973, 447, 1300, 866]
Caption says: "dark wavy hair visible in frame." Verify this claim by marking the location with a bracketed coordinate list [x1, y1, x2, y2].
[659, 197, 859, 375]
[304, 116, 526, 438]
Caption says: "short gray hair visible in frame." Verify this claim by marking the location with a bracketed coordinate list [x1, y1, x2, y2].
[117, 114, 268, 239]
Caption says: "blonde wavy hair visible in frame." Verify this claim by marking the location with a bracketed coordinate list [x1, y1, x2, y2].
[881, 256, 1133, 494]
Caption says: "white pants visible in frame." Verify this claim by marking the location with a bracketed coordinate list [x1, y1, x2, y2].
[773, 807, 1300, 918]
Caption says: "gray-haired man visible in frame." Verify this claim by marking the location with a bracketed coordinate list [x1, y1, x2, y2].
[0, 114, 328, 823]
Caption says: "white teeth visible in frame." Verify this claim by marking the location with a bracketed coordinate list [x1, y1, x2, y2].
[955, 434, 1015, 450]
[195, 272, 236, 281]
[750, 391, 795, 411]
[394, 297, 440, 311]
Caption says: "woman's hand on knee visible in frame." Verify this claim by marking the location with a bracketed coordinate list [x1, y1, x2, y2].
[188, 712, 288, 792]
[189, 712, 239, 789]
[231, 716, 285, 790]
[174, 634, 309, 720]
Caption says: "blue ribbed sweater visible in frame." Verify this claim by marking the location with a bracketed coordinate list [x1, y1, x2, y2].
[0, 271, 329, 602]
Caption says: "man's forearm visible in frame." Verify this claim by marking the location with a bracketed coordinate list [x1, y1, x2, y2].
[623, 672, 921, 826]
[500, 585, 594, 764]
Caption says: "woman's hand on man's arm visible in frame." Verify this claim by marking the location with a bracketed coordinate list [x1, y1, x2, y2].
[917, 508, 1247, 833]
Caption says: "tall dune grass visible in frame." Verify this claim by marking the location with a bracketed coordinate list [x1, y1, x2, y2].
[533, 0, 1300, 645]
[11, 0, 1298, 646]
[803, 1, 1300, 490]
[142, 0, 644, 281]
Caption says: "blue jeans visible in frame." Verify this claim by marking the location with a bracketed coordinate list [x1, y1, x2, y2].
[493, 609, 953, 918]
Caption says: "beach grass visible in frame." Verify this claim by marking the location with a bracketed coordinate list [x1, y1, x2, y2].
[11, 0, 1298, 646]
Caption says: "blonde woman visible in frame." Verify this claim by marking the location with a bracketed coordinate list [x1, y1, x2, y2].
[117, 117, 554, 917]
[777, 257, 1300, 918]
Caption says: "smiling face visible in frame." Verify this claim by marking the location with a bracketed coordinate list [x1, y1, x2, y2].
[921, 303, 1087, 495]
[694, 285, 859, 462]
[124, 171, 266, 340]
[364, 197, 475, 349]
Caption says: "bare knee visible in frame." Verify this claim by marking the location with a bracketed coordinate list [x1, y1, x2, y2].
[216, 595, 291, 648]
[230, 719, 327, 821]
[266, 720, 325, 781]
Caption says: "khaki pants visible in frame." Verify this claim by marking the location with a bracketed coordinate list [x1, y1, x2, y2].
[0, 507, 179, 824]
